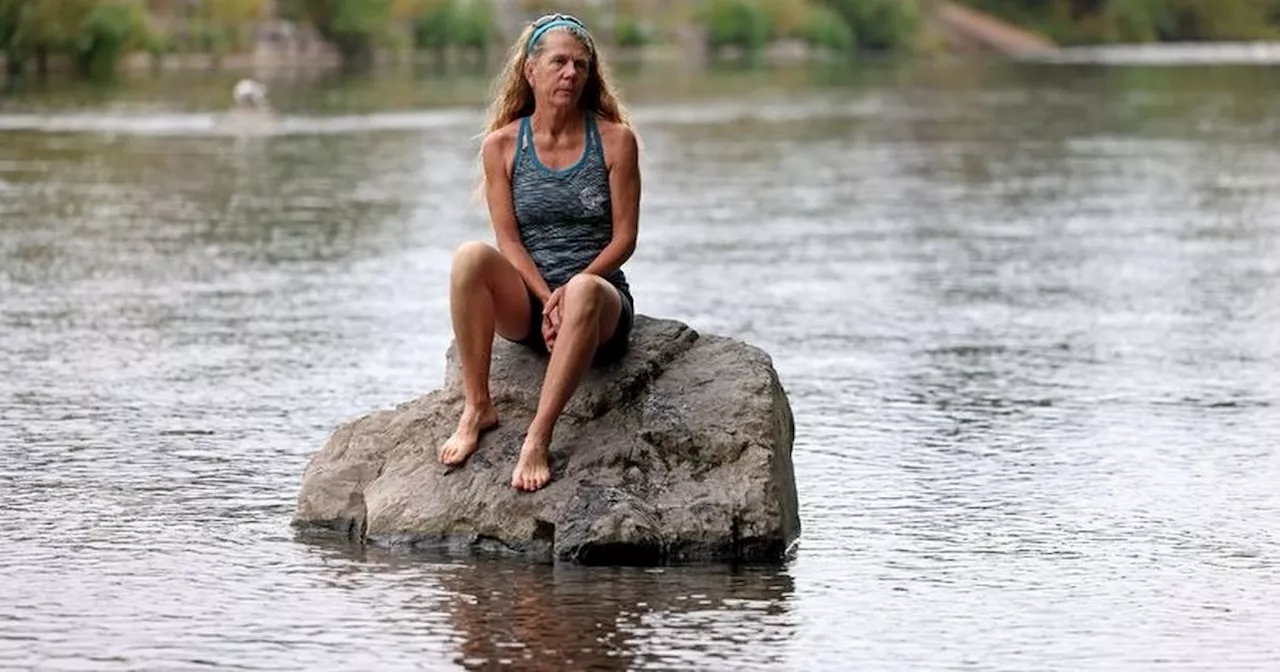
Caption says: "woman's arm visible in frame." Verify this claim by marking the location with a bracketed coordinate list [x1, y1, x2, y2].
[483, 128, 552, 302]
[581, 123, 640, 279]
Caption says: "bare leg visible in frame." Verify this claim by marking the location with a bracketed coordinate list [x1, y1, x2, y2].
[512, 274, 623, 491]
[439, 241, 533, 466]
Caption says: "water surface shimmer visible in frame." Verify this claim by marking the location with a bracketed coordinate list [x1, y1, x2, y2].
[2, 62, 1279, 670]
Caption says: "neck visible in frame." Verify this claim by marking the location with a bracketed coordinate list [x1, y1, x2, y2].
[530, 105, 583, 138]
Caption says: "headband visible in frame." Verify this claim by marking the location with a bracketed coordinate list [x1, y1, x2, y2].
[527, 16, 591, 55]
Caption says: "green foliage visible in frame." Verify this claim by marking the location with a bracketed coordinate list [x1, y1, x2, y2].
[281, 0, 394, 66]
[1099, 0, 1175, 42]
[696, 0, 775, 54]
[185, 21, 239, 53]
[1177, 0, 1280, 40]
[796, 3, 855, 52]
[143, 30, 175, 56]
[187, 0, 266, 52]
[414, 2, 449, 49]
[968, 0, 1280, 44]
[414, 0, 494, 52]
[73, 0, 149, 78]
[0, 1, 22, 65]
[614, 16, 650, 48]
[2, 0, 98, 74]
[329, 0, 394, 41]
[817, 0, 919, 52]
[11, 0, 1280, 82]
[456, 1, 494, 50]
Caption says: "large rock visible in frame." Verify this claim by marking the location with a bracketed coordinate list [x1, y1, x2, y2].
[291, 315, 800, 565]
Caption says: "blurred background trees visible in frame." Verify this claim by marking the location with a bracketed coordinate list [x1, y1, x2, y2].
[1, 0, 150, 78]
[3, 0, 1280, 81]
[965, 0, 1280, 44]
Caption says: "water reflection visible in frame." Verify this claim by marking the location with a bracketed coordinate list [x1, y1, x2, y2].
[307, 542, 797, 671]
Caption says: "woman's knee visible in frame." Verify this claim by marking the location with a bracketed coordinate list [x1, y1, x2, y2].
[561, 274, 609, 324]
[450, 241, 497, 284]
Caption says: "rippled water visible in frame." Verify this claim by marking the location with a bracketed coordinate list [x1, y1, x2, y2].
[3, 61, 1279, 670]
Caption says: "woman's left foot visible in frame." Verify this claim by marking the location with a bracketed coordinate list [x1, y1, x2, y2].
[511, 436, 552, 491]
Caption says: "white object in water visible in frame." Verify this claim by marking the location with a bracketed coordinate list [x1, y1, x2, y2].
[221, 78, 277, 136]
[232, 79, 269, 110]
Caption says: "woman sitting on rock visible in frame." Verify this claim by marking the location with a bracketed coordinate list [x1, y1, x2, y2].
[438, 13, 642, 492]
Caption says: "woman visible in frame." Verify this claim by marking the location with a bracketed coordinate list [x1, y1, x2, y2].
[438, 13, 642, 493]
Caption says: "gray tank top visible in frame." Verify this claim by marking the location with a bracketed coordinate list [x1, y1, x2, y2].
[511, 114, 630, 299]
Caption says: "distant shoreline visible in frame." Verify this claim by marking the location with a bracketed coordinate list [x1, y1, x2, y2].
[8, 38, 1280, 84]
[0, 39, 840, 81]
[1026, 40, 1280, 65]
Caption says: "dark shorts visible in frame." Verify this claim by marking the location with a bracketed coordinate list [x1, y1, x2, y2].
[508, 283, 634, 365]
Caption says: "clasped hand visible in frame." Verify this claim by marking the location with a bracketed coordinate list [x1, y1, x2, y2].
[541, 286, 565, 351]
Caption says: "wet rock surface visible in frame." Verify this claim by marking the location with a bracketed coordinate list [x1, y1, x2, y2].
[292, 316, 800, 565]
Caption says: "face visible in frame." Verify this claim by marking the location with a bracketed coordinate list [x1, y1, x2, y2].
[525, 29, 592, 108]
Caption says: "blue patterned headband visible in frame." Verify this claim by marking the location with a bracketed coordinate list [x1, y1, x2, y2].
[527, 14, 591, 55]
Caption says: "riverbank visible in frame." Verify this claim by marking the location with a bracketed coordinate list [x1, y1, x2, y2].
[10, 10, 1280, 86]
[0, 0, 1028, 82]
[1030, 40, 1280, 65]
[0, 37, 852, 83]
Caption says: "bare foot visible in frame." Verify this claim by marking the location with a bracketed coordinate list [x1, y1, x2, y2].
[511, 435, 552, 492]
[438, 403, 499, 466]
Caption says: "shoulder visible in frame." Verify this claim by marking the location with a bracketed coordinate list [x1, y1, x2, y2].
[595, 119, 639, 170]
[481, 120, 521, 166]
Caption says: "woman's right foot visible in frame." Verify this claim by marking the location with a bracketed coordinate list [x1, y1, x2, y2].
[438, 403, 499, 466]
[511, 433, 552, 492]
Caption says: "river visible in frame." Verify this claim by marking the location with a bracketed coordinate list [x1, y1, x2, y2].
[2, 59, 1278, 670]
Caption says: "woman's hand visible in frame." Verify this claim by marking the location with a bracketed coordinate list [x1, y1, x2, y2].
[541, 286, 565, 351]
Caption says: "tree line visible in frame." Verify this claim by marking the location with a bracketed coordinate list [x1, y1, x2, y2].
[690, 0, 1280, 56]
[0, 0, 495, 79]
[966, 0, 1280, 45]
[4, 0, 1280, 80]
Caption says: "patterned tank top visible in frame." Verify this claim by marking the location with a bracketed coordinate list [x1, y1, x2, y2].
[511, 113, 630, 299]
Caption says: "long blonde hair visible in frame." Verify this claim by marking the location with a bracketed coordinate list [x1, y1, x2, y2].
[474, 21, 635, 198]
[483, 21, 632, 134]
